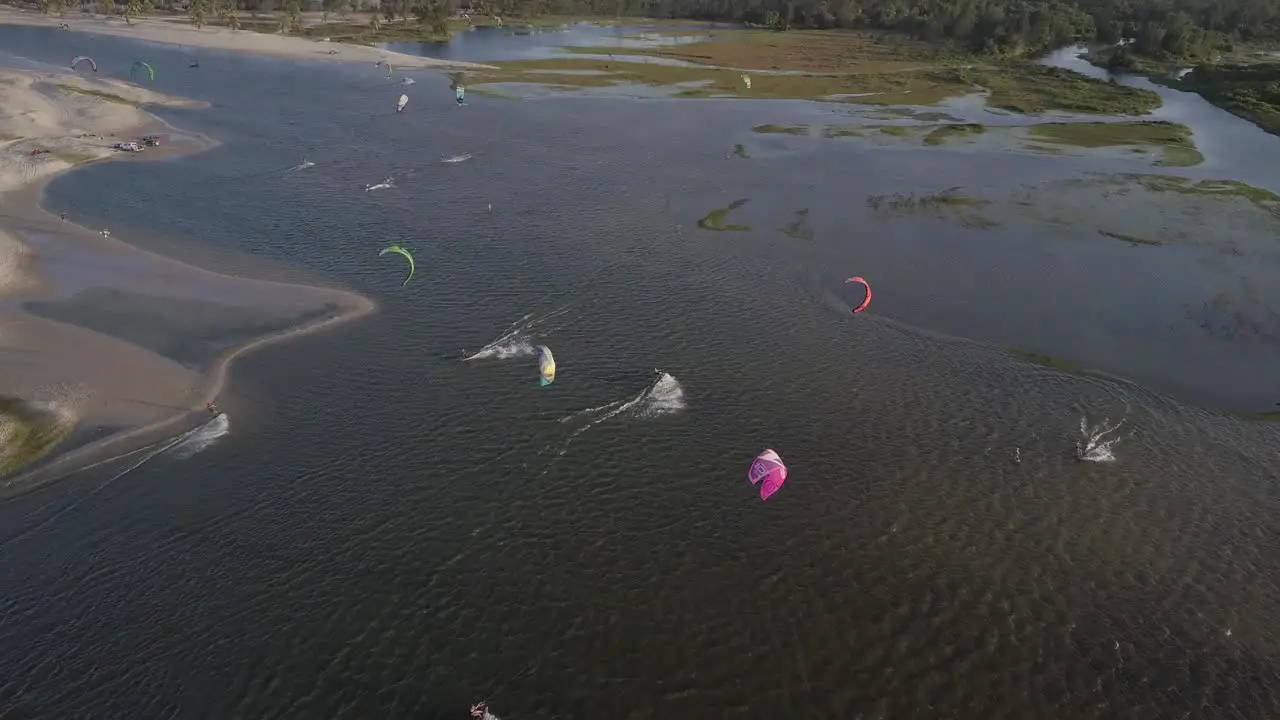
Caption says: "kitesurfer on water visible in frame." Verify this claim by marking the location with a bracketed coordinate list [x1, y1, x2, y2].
[469, 702, 488, 719]
[206, 402, 219, 415]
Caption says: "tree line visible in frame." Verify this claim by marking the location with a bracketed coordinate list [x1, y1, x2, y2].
[586, 0, 1278, 60]
[19, 0, 1280, 61]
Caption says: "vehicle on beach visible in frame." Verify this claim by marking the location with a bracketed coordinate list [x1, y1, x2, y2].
[113, 141, 142, 152]
[141, 135, 161, 146]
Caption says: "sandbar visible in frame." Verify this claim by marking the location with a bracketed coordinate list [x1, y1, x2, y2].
[0, 6, 492, 70]
[0, 66, 375, 496]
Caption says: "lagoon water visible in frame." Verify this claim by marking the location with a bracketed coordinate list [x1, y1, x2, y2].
[1, 25, 1279, 719]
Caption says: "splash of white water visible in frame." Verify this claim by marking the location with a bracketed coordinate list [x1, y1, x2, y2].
[462, 308, 570, 362]
[1077, 416, 1123, 462]
[171, 413, 230, 459]
[555, 372, 687, 455]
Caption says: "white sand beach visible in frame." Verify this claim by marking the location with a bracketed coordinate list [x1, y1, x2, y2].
[0, 69, 202, 294]
[0, 6, 492, 70]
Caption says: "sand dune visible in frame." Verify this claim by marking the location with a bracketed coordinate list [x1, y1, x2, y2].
[0, 7, 492, 70]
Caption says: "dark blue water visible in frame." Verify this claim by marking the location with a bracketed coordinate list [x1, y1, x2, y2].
[2, 26, 1279, 720]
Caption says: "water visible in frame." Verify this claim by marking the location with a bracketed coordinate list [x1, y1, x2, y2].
[2, 27, 1280, 719]
[380, 22, 718, 64]
[1040, 45, 1280, 192]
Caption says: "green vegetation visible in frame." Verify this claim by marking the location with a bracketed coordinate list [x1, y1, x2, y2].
[95, 0, 1280, 65]
[753, 123, 810, 135]
[867, 187, 989, 212]
[935, 64, 1161, 114]
[697, 199, 752, 231]
[293, 16, 451, 43]
[924, 123, 985, 145]
[53, 84, 139, 106]
[1123, 174, 1280, 216]
[823, 122, 986, 146]
[823, 126, 863, 138]
[0, 396, 75, 478]
[115, 0, 1280, 127]
[1176, 64, 1280, 136]
[550, 30, 1161, 112]
[1028, 121, 1204, 166]
[1098, 229, 1164, 245]
[474, 52, 973, 105]
[602, 27, 962, 70]
[867, 186, 997, 227]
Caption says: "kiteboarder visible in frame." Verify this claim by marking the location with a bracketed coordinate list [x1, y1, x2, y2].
[206, 402, 220, 415]
[653, 368, 663, 376]
[469, 702, 488, 719]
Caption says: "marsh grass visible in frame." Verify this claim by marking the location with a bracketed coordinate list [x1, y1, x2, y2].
[867, 186, 996, 227]
[697, 199, 751, 231]
[0, 397, 75, 478]
[1098, 229, 1163, 246]
[924, 123, 985, 145]
[1124, 174, 1280, 216]
[932, 64, 1161, 115]
[1028, 121, 1203, 167]
[867, 187, 990, 213]
[479, 33, 1159, 113]
[753, 124, 809, 135]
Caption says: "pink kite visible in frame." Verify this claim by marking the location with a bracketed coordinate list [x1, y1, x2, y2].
[748, 448, 788, 501]
[845, 276, 871, 313]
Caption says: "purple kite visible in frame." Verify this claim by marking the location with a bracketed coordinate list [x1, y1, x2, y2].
[748, 448, 787, 501]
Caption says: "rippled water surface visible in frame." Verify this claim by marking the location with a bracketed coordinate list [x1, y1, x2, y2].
[1, 27, 1278, 720]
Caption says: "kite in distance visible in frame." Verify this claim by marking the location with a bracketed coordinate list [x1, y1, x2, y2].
[379, 244, 414, 286]
[846, 276, 871, 313]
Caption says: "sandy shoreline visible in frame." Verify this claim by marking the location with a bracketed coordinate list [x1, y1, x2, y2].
[0, 65, 376, 496]
[0, 7, 493, 71]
